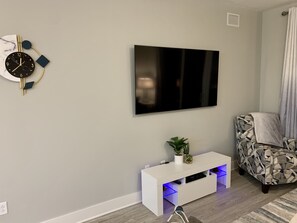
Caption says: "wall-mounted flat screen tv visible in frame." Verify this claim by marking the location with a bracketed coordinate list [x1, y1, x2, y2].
[134, 45, 219, 115]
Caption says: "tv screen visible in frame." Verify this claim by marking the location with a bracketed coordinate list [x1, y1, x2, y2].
[134, 45, 219, 115]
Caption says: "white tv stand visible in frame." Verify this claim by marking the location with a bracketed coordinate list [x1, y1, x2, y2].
[141, 151, 231, 216]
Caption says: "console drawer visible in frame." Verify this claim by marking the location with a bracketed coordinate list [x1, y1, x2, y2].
[164, 173, 217, 205]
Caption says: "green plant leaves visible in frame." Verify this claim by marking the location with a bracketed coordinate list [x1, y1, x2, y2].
[166, 136, 189, 155]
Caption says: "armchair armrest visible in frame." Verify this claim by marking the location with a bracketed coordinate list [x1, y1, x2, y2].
[253, 143, 297, 169]
[256, 144, 297, 184]
[283, 137, 296, 152]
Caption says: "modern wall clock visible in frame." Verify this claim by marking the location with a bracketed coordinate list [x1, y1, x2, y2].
[0, 34, 50, 95]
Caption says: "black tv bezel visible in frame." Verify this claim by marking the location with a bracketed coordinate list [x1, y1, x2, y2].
[134, 45, 219, 115]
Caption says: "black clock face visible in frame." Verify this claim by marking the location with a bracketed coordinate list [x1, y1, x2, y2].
[5, 52, 35, 78]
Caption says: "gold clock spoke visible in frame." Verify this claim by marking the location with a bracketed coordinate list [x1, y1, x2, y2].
[19, 78, 25, 89]
[17, 35, 23, 52]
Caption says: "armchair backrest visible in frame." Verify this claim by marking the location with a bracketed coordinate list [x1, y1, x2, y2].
[235, 114, 256, 144]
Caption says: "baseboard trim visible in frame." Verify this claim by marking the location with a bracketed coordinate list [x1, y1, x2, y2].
[42, 159, 238, 223]
[41, 192, 141, 223]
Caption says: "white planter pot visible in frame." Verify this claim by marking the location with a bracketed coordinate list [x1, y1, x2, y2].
[174, 155, 184, 165]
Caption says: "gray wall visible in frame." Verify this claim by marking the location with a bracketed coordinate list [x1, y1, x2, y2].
[260, 2, 297, 112]
[0, 0, 261, 222]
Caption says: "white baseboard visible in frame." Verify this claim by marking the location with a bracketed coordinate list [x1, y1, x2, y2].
[42, 159, 238, 223]
[40, 192, 141, 223]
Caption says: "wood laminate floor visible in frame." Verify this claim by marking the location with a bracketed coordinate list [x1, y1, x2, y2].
[85, 170, 297, 223]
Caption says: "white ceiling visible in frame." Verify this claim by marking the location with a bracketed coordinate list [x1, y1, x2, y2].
[225, 0, 297, 11]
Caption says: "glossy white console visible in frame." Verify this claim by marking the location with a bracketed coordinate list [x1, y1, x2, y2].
[141, 151, 231, 216]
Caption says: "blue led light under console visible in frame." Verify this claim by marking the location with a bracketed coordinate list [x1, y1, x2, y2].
[210, 166, 227, 178]
[163, 183, 177, 198]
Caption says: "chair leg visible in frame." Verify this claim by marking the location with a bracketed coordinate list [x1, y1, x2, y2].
[262, 184, 270, 194]
[238, 167, 245, 175]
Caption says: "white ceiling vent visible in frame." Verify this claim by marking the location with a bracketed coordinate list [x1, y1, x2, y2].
[227, 13, 240, 27]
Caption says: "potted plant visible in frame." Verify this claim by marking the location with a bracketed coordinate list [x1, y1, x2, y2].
[166, 137, 188, 164]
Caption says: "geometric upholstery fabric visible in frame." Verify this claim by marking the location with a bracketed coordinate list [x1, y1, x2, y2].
[235, 114, 297, 185]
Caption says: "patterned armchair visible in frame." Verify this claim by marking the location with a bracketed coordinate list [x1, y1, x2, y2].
[235, 114, 297, 193]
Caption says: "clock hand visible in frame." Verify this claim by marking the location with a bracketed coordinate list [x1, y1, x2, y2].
[11, 64, 22, 72]
[11, 60, 26, 72]
[10, 55, 25, 72]
[19, 58, 25, 66]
